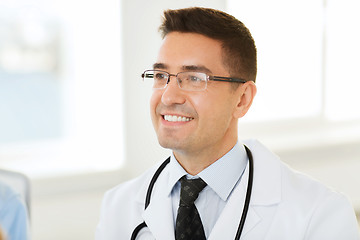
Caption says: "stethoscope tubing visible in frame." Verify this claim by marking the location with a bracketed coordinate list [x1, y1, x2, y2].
[235, 146, 254, 239]
[131, 145, 253, 240]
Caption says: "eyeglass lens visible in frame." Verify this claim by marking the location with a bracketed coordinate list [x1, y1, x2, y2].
[143, 70, 207, 91]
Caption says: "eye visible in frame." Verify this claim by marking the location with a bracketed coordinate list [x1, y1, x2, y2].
[189, 75, 202, 82]
[183, 72, 205, 82]
[154, 72, 167, 80]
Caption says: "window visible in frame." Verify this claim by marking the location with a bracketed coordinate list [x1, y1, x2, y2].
[227, 0, 360, 149]
[0, 0, 123, 178]
[227, 0, 360, 122]
[325, 0, 360, 121]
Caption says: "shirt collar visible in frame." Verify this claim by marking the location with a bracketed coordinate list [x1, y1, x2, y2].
[166, 142, 248, 201]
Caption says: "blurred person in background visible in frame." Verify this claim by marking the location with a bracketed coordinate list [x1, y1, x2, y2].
[0, 182, 29, 240]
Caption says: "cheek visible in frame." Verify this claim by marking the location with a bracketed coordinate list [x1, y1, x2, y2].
[195, 93, 236, 125]
[150, 90, 161, 109]
[192, 92, 228, 113]
[192, 96, 221, 125]
[150, 92, 161, 121]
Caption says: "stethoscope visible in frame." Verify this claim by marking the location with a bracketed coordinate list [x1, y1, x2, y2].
[131, 145, 254, 240]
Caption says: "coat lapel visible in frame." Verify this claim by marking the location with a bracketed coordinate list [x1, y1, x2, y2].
[209, 139, 282, 239]
[242, 139, 283, 238]
[140, 166, 175, 240]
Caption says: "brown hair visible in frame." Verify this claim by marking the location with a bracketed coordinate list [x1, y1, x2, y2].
[159, 7, 257, 83]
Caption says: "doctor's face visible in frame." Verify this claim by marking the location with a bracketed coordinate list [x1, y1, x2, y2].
[150, 32, 243, 158]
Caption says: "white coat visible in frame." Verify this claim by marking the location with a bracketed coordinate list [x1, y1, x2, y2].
[96, 140, 360, 240]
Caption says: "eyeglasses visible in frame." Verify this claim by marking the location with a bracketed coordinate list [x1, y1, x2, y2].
[141, 70, 247, 91]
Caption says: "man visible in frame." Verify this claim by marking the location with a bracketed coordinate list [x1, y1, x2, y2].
[96, 7, 359, 240]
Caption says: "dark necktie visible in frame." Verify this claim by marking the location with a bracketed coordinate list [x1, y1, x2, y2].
[175, 176, 207, 240]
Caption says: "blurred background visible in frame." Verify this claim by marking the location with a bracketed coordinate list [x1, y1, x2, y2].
[0, 0, 359, 239]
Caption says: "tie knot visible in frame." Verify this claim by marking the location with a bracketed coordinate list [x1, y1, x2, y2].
[179, 176, 207, 206]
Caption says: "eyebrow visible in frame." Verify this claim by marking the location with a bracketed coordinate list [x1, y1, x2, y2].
[152, 63, 213, 74]
[181, 65, 212, 74]
[153, 63, 167, 69]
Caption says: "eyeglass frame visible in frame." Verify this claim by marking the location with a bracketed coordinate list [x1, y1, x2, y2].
[141, 69, 248, 91]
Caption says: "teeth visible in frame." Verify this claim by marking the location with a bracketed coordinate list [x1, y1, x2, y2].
[164, 115, 193, 122]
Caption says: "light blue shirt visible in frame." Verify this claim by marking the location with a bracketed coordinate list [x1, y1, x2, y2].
[167, 142, 248, 238]
[0, 182, 29, 240]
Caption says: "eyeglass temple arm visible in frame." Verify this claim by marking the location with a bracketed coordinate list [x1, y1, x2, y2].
[211, 76, 247, 83]
[141, 73, 153, 78]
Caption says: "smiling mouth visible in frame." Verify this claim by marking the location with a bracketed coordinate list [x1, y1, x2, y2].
[163, 115, 194, 122]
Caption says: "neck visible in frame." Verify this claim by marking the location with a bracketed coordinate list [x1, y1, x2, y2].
[173, 136, 238, 176]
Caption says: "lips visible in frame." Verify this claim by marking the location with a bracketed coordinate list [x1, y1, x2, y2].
[163, 114, 194, 122]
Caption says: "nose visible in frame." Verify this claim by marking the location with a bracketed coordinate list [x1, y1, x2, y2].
[161, 75, 186, 106]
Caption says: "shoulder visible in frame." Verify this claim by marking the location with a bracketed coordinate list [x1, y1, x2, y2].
[0, 182, 24, 212]
[244, 139, 351, 204]
[279, 161, 345, 208]
[103, 160, 167, 206]
[0, 182, 15, 202]
[282, 166, 359, 238]
[244, 139, 356, 217]
[244, 140, 359, 238]
[96, 159, 170, 239]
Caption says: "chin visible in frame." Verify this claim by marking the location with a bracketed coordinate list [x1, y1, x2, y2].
[158, 138, 182, 150]
[158, 140, 175, 149]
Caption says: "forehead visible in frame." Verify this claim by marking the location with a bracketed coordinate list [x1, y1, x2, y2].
[156, 32, 228, 75]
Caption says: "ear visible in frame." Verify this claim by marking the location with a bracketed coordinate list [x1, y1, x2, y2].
[233, 81, 257, 119]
